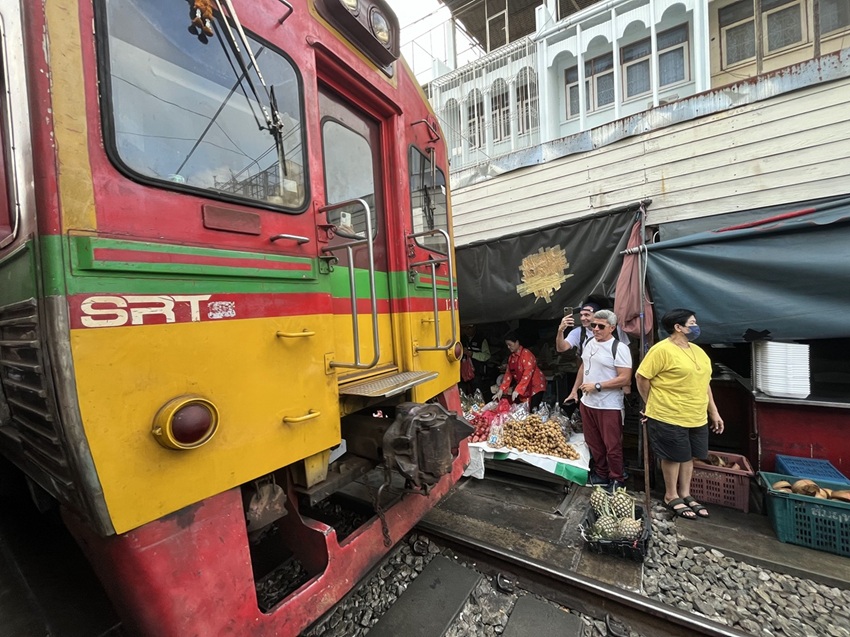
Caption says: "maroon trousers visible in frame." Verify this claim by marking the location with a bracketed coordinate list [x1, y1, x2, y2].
[579, 403, 625, 482]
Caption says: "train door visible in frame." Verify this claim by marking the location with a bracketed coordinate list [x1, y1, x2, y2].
[318, 87, 397, 384]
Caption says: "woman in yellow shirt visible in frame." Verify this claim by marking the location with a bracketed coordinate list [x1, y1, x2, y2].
[636, 309, 724, 519]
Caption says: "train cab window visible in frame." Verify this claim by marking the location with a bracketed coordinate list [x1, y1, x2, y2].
[0, 33, 16, 248]
[99, 0, 307, 210]
[408, 147, 448, 254]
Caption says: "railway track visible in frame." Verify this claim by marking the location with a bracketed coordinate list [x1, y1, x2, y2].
[415, 522, 750, 637]
[305, 469, 754, 637]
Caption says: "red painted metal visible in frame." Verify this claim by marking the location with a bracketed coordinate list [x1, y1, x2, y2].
[65, 443, 469, 637]
[91, 248, 315, 271]
[756, 401, 849, 475]
[67, 292, 453, 327]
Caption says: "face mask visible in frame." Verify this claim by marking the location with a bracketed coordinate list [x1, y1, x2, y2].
[685, 325, 701, 341]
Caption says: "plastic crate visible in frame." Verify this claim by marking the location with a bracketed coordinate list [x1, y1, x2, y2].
[774, 455, 849, 484]
[760, 471, 850, 557]
[689, 451, 755, 513]
[580, 505, 651, 562]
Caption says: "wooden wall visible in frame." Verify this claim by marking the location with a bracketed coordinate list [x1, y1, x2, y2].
[449, 76, 850, 246]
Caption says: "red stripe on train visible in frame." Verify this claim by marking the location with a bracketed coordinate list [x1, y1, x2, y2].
[66, 293, 452, 329]
[91, 248, 314, 271]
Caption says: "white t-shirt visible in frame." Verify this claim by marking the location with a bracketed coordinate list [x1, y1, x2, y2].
[580, 337, 633, 410]
[566, 325, 592, 349]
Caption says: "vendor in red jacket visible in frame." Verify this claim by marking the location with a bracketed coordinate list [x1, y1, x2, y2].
[494, 331, 547, 410]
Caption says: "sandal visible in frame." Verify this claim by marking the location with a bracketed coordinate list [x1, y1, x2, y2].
[664, 497, 697, 519]
[682, 496, 710, 518]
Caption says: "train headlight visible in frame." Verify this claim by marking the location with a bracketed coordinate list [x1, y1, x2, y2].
[316, 0, 400, 69]
[447, 341, 463, 363]
[152, 396, 220, 450]
[369, 9, 390, 46]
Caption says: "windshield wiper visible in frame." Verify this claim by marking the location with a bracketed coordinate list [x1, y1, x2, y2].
[213, 0, 288, 191]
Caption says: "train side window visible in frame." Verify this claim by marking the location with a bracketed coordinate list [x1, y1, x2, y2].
[321, 120, 378, 237]
[98, 0, 308, 211]
[0, 27, 16, 248]
[408, 147, 448, 254]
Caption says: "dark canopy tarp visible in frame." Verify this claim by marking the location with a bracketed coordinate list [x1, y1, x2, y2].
[456, 205, 638, 324]
[645, 196, 850, 343]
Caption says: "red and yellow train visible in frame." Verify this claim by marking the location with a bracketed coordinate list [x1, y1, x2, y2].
[0, 0, 469, 634]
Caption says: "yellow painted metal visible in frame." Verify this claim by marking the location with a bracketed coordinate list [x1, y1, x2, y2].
[331, 311, 396, 380]
[293, 449, 332, 487]
[403, 309, 460, 403]
[70, 314, 340, 534]
[69, 304, 456, 533]
[46, 0, 98, 232]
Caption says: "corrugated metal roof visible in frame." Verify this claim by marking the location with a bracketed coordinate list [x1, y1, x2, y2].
[440, 0, 601, 51]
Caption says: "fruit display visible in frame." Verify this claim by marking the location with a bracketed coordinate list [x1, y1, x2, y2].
[772, 478, 850, 502]
[586, 487, 643, 541]
[500, 414, 580, 460]
[468, 412, 492, 443]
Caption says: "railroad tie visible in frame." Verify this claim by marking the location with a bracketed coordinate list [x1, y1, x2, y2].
[367, 555, 481, 637]
[501, 596, 584, 637]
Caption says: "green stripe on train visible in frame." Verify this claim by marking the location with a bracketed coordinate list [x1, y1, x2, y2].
[34, 236, 453, 299]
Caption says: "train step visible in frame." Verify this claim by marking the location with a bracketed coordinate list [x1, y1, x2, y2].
[338, 371, 437, 398]
[367, 555, 480, 637]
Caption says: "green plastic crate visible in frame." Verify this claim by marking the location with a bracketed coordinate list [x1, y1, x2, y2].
[760, 471, 850, 557]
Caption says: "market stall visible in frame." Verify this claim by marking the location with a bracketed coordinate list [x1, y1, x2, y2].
[461, 396, 590, 485]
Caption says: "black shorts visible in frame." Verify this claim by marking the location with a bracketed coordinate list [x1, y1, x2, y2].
[648, 418, 708, 463]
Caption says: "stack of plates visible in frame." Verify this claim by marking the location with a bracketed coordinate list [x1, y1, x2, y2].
[753, 342, 810, 399]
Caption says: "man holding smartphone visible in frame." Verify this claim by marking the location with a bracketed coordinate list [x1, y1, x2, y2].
[556, 301, 599, 355]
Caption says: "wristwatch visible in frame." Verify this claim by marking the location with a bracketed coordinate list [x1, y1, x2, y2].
[595, 382, 602, 392]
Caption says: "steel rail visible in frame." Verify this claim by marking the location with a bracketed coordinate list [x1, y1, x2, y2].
[418, 521, 750, 637]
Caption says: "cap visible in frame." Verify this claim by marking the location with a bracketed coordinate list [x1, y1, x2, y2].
[580, 302, 601, 313]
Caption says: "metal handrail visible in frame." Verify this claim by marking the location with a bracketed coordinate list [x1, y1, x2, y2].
[319, 199, 380, 370]
[407, 228, 456, 352]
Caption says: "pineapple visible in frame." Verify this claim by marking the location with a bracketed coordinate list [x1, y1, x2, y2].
[593, 514, 619, 539]
[589, 486, 610, 517]
[617, 517, 643, 541]
[610, 488, 634, 519]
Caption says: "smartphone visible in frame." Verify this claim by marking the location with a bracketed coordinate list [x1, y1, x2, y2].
[563, 306, 573, 317]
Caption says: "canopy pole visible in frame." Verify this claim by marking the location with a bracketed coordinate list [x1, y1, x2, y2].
[636, 203, 652, 518]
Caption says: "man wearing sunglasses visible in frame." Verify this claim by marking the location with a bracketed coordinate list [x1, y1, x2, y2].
[566, 310, 633, 490]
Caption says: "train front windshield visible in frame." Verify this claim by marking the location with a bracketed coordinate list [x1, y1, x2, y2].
[100, 0, 307, 209]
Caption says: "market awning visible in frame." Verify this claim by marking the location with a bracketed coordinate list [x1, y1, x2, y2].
[455, 204, 639, 324]
[644, 196, 850, 343]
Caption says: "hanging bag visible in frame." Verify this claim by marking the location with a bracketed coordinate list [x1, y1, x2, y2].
[461, 357, 476, 382]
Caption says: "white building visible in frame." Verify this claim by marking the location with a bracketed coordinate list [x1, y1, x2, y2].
[415, 0, 850, 245]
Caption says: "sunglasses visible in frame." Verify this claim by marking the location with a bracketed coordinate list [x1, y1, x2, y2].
[590, 322, 610, 330]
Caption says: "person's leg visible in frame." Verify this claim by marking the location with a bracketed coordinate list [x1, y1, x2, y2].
[529, 392, 543, 411]
[660, 459, 681, 503]
[678, 459, 695, 496]
[580, 404, 608, 481]
[596, 409, 625, 482]
[681, 425, 710, 517]
[649, 419, 697, 518]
